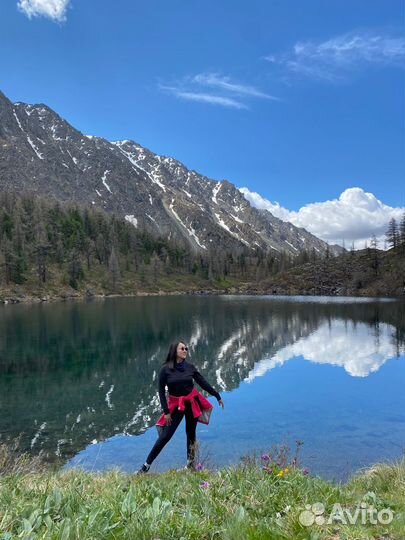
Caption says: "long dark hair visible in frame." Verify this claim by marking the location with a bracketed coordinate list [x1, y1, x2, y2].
[163, 340, 187, 370]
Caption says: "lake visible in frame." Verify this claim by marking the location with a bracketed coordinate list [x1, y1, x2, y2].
[1, 295, 404, 482]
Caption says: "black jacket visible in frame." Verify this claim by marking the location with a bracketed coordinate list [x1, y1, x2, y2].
[158, 361, 222, 414]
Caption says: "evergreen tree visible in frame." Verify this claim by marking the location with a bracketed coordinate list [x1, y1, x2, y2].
[150, 251, 163, 285]
[386, 218, 399, 249]
[67, 249, 83, 289]
[0, 234, 13, 284]
[369, 234, 380, 276]
[399, 212, 405, 250]
[108, 246, 121, 291]
[12, 212, 27, 284]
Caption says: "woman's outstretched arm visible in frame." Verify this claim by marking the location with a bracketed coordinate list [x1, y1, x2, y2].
[192, 364, 222, 401]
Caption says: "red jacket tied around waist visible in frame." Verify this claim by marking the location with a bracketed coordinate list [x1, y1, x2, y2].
[156, 387, 213, 432]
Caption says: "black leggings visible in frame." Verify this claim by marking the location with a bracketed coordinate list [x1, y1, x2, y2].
[146, 401, 198, 465]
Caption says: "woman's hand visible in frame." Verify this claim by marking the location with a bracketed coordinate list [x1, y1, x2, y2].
[218, 399, 225, 410]
[164, 413, 172, 426]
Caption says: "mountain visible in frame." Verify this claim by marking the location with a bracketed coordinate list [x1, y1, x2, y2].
[0, 90, 342, 256]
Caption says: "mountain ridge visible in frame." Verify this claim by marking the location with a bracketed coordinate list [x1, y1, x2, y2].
[0, 89, 343, 257]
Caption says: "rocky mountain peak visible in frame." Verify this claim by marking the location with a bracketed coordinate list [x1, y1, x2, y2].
[0, 89, 343, 257]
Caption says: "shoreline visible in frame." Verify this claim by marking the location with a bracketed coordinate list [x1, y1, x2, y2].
[0, 287, 403, 305]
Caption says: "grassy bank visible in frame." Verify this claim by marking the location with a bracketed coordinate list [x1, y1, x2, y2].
[0, 272, 244, 304]
[0, 443, 404, 540]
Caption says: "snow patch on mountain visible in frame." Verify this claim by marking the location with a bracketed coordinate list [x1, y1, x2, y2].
[212, 182, 221, 204]
[170, 199, 207, 249]
[102, 170, 112, 193]
[125, 215, 138, 227]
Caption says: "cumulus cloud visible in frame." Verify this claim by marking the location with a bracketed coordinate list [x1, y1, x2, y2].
[17, 0, 70, 21]
[160, 72, 278, 109]
[265, 32, 405, 81]
[239, 186, 404, 249]
[245, 320, 399, 380]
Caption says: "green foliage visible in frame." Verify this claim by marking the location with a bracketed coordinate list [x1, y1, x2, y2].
[0, 192, 324, 296]
[0, 439, 403, 540]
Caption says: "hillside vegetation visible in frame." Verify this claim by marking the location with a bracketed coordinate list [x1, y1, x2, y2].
[0, 191, 403, 301]
[254, 247, 405, 297]
[0, 192, 321, 301]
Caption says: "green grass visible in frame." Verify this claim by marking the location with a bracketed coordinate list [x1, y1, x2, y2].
[0, 441, 404, 540]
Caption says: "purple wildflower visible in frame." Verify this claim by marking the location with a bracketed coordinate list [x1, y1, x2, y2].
[303, 468, 309, 475]
[196, 463, 204, 471]
[200, 481, 210, 489]
[261, 454, 270, 462]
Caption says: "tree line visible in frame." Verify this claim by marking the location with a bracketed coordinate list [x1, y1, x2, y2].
[0, 192, 324, 292]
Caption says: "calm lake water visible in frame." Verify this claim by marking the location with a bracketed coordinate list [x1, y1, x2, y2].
[1, 295, 404, 482]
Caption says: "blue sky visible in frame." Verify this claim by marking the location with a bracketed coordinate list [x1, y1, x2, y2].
[1, 0, 404, 247]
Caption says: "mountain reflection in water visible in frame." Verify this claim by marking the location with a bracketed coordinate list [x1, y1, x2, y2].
[0, 296, 404, 480]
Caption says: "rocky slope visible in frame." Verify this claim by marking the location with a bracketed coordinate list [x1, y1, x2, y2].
[0, 89, 342, 256]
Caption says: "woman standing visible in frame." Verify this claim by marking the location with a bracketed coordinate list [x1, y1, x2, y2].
[138, 341, 224, 473]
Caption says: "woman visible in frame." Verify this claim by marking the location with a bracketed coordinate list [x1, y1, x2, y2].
[137, 341, 224, 473]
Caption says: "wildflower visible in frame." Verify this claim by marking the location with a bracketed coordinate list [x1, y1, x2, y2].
[261, 454, 270, 462]
[303, 468, 309, 475]
[277, 471, 284, 478]
[200, 481, 210, 489]
[196, 463, 204, 471]
[284, 467, 289, 473]
[262, 466, 273, 474]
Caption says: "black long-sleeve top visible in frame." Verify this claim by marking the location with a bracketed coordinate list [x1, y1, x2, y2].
[158, 361, 222, 414]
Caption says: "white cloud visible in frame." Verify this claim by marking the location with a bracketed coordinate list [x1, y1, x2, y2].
[239, 186, 404, 249]
[245, 320, 400, 380]
[192, 73, 279, 101]
[17, 0, 70, 21]
[159, 86, 247, 109]
[160, 72, 277, 109]
[266, 32, 405, 81]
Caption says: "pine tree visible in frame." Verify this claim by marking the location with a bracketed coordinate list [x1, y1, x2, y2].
[108, 246, 121, 291]
[386, 218, 399, 249]
[0, 234, 13, 284]
[68, 249, 83, 289]
[12, 212, 27, 284]
[369, 234, 379, 276]
[150, 251, 162, 285]
[399, 212, 405, 250]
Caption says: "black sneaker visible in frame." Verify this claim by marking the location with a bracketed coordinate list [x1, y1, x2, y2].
[136, 463, 150, 475]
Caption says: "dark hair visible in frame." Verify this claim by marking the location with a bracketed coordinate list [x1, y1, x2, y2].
[163, 340, 187, 370]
